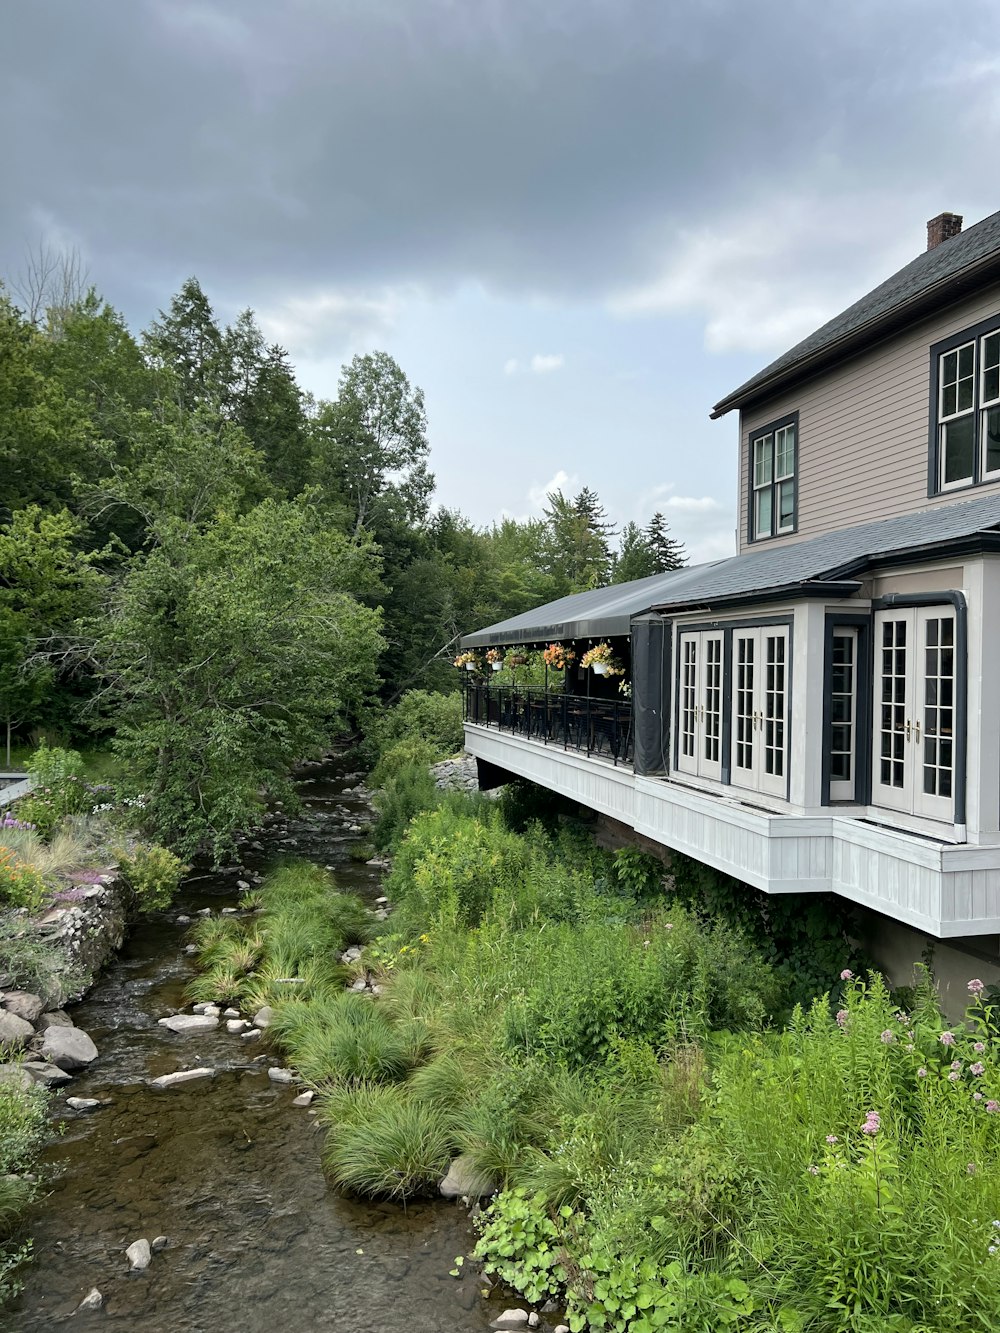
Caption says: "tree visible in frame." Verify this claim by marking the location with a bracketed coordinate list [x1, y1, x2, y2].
[311, 352, 433, 538]
[542, 488, 613, 591]
[10, 241, 90, 332]
[613, 521, 658, 583]
[91, 500, 384, 859]
[646, 511, 687, 571]
[143, 277, 226, 410]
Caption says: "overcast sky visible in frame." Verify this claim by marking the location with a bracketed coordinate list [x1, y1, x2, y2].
[4, 1, 1000, 562]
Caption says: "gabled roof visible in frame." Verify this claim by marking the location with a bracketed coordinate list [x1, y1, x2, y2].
[712, 208, 1000, 419]
[462, 492, 1000, 646]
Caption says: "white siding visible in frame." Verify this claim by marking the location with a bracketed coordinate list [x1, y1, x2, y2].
[738, 280, 1000, 553]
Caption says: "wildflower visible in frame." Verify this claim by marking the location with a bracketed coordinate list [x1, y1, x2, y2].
[969, 979, 986, 996]
[940, 1031, 957, 1047]
[881, 1030, 896, 1044]
[860, 1110, 881, 1136]
[807, 1165, 820, 1176]
[836, 1009, 849, 1029]
[917, 1067, 928, 1078]
[826, 1135, 839, 1144]
[895, 1011, 909, 1023]
[840, 969, 854, 981]
[905, 1043, 915, 1052]
[951, 1059, 963, 1071]
[969, 1163, 978, 1175]
[987, 1101, 1000, 1114]
[972, 1062, 986, 1076]
[975, 1042, 986, 1054]
[663, 923, 673, 931]
[949, 1071, 961, 1081]
[975, 1092, 984, 1101]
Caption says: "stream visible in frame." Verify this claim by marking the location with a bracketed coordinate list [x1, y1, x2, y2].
[8, 758, 496, 1332]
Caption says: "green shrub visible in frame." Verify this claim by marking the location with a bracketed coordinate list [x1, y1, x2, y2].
[0, 848, 46, 911]
[272, 992, 427, 1086]
[118, 842, 188, 911]
[367, 689, 464, 767]
[18, 745, 90, 836]
[321, 1081, 455, 1199]
[372, 761, 439, 851]
[370, 737, 437, 787]
[0, 1077, 47, 1300]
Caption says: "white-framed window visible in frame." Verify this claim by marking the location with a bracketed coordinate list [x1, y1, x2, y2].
[933, 320, 1000, 490]
[750, 415, 797, 540]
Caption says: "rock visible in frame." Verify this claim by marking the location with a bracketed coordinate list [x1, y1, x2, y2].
[226, 1019, 248, 1034]
[157, 1014, 219, 1034]
[192, 1003, 212, 1014]
[223, 1007, 240, 1018]
[555, 1327, 570, 1333]
[196, 907, 212, 917]
[349, 978, 367, 992]
[148, 1068, 214, 1089]
[77, 1288, 103, 1311]
[268, 1067, 294, 1083]
[39, 1025, 98, 1071]
[126, 1238, 151, 1271]
[183, 944, 199, 955]
[374, 895, 389, 905]
[340, 945, 363, 964]
[38, 1009, 73, 1030]
[440, 1154, 491, 1199]
[2, 990, 44, 1024]
[240, 1029, 261, 1042]
[221, 907, 238, 915]
[0, 1064, 34, 1092]
[292, 1090, 314, 1106]
[252, 1006, 273, 1029]
[491, 1311, 530, 1330]
[203, 1004, 221, 1018]
[235, 880, 250, 891]
[151, 1235, 168, 1253]
[175, 914, 191, 925]
[23, 1060, 73, 1088]
[66, 1096, 101, 1112]
[0, 1011, 34, 1050]
[528, 1317, 539, 1329]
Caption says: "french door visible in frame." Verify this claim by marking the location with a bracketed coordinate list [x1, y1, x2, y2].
[731, 626, 789, 797]
[872, 608, 955, 822]
[676, 630, 724, 782]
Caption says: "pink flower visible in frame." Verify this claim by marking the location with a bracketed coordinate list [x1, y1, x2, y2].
[860, 1110, 881, 1135]
[881, 1030, 896, 1044]
[975, 1042, 986, 1054]
[975, 1092, 984, 1102]
[972, 1062, 986, 1076]
[949, 1071, 961, 1081]
[836, 1009, 849, 1029]
[826, 1135, 839, 1144]
[969, 979, 986, 996]
[840, 969, 854, 981]
[940, 1031, 957, 1047]
[987, 1101, 1000, 1114]
[808, 1165, 819, 1175]
[951, 1060, 963, 1071]
[917, 1068, 928, 1078]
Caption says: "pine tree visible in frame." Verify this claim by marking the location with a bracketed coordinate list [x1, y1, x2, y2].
[143, 277, 225, 410]
[645, 511, 687, 571]
[613, 521, 658, 582]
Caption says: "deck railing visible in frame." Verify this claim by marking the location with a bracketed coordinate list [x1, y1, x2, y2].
[463, 681, 633, 766]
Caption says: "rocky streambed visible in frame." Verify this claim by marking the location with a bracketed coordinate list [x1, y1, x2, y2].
[6, 758, 502, 1333]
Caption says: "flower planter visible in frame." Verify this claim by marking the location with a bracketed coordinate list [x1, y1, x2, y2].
[592, 662, 608, 676]
[491, 662, 502, 671]
[465, 662, 476, 672]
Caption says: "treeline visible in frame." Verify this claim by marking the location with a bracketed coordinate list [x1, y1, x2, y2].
[0, 264, 685, 853]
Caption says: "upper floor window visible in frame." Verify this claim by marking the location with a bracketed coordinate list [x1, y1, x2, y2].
[933, 319, 1000, 491]
[749, 413, 797, 541]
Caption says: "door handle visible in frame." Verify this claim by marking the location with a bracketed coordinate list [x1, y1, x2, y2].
[914, 720, 921, 743]
[906, 719, 911, 741]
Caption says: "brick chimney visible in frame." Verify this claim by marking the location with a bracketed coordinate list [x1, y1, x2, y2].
[927, 212, 963, 250]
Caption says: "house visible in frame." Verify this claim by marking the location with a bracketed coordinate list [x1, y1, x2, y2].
[461, 210, 1000, 991]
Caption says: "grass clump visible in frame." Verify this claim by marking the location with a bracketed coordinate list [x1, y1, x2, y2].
[321, 1082, 455, 1200]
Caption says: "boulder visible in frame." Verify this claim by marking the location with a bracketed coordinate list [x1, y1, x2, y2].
[0, 1064, 34, 1092]
[37, 1009, 73, 1031]
[226, 1019, 248, 1034]
[77, 1289, 103, 1312]
[292, 1090, 315, 1107]
[252, 1006, 273, 1029]
[241, 1029, 261, 1042]
[2, 991, 44, 1024]
[440, 1155, 492, 1199]
[148, 1068, 214, 1089]
[23, 1060, 73, 1088]
[40, 1025, 98, 1071]
[158, 1014, 218, 1034]
[0, 1011, 34, 1051]
[223, 1007, 240, 1018]
[175, 914, 191, 925]
[268, 1067, 294, 1083]
[66, 1097, 101, 1112]
[126, 1238, 151, 1271]
[491, 1312, 530, 1330]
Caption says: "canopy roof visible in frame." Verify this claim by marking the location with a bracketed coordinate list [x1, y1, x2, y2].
[462, 491, 1000, 647]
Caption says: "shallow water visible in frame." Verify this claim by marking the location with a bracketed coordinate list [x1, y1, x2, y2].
[9, 761, 496, 1332]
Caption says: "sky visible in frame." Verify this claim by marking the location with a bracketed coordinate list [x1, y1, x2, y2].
[4, 1, 1000, 564]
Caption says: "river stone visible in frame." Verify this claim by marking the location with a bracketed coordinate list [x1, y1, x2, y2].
[491, 1312, 530, 1330]
[341, 945, 363, 964]
[148, 1068, 214, 1089]
[183, 944, 198, 955]
[151, 1235, 168, 1252]
[268, 1066, 294, 1083]
[0, 1064, 34, 1092]
[253, 1006, 273, 1029]
[126, 1238, 151, 1271]
[40, 1025, 98, 1071]
[0, 1011, 34, 1050]
[2, 990, 44, 1024]
[223, 1007, 240, 1018]
[175, 914, 191, 925]
[77, 1289, 103, 1311]
[241, 1029, 261, 1042]
[292, 1090, 314, 1106]
[528, 1317, 539, 1329]
[66, 1096, 101, 1112]
[23, 1060, 73, 1088]
[226, 1019, 248, 1034]
[158, 1014, 219, 1034]
[439, 1154, 491, 1199]
[37, 1009, 73, 1030]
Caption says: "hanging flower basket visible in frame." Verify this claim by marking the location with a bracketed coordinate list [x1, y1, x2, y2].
[485, 648, 505, 671]
[454, 651, 480, 672]
[581, 642, 624, 677]
[505, 649, 529, 668]
[542, 642, 576, 670]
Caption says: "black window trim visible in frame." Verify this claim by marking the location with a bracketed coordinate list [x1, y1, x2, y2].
[927, 312, 1000, 498]
[820, 612, 872, 807]
[746, 410, 799, 545]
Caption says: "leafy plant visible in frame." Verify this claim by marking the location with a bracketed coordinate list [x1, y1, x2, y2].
[117, 842, 188, 911]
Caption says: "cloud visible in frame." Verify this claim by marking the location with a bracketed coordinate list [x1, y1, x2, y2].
[256, 286, 408, 359]
[503, 353, 566, 375]
[503, 357, 520, 376]
[526, 469, 579, 513]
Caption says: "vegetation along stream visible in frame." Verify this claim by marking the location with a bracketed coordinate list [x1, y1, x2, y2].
[8, 757, 493, 1332]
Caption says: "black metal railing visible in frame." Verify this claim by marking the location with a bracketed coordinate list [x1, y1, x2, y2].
[463, 681, 633, 766]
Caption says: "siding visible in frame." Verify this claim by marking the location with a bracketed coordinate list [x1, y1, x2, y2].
[738, 280, 1000, 553]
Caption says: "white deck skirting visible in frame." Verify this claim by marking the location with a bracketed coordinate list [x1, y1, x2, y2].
[0, 778, 32, 809]
[465, 724, 1000, 938]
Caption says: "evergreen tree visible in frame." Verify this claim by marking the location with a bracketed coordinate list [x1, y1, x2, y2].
[143, 277, 225, 410]
[614, 521, 658, 582]
[646, 511, 687, 571]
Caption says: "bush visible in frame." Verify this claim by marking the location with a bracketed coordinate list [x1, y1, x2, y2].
[367, 689, 464, 768]
[0, 849, 46, 911]
[118, 842, 188, 911]
[372, 761, 439, 851]
[370, 737, 437, 787]
[321, 1082, 455, 1199]
[18, 745, 90, 836]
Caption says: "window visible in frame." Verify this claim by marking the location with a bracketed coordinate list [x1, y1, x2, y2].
[749, 414, 797, 540]
[932, 318, 1000, 491]
[828, 629, 857, 801]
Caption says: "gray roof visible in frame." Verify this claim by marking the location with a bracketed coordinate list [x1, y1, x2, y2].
[462, 492, 1000, 645]
[712, 208, 1000, 419]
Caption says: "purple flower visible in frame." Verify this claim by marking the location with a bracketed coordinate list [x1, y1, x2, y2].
[917, 1068, 928, 1078]
[951, 1060, 963, 1071]
[860, 1110, 881, 1136]
[881, 1030, 896, 1044]
[987, 1101, 1000, 1114]
[975, 1092, 984, 1102]
[972, 1063, 986, 1076]
[940, 1031, 957, 1047]
[836, 1009, 849, 1029]
[975, 1042, 986, 1054]
[826, 1134, 839, 1144]
[949, 1071, 961, 1081]
[969, 979, 986, 996]
[840, 969, 854, 981]
[895, 1011, 909, 1023]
